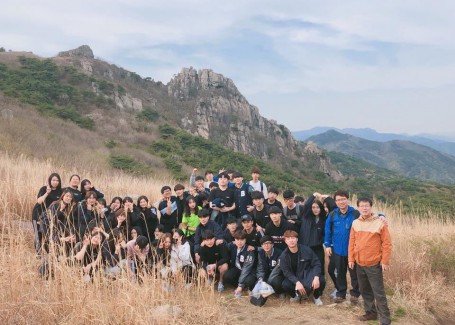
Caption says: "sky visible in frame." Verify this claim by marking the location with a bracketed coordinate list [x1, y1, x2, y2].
[1, 0, 455, 137]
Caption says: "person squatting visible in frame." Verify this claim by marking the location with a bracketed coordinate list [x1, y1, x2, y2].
[32, 168, 393, 324]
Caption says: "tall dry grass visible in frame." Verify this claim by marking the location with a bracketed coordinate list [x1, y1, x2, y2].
[1, 152, 455, 324]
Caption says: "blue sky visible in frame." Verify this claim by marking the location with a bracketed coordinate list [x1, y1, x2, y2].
[1, 0, 455, 136]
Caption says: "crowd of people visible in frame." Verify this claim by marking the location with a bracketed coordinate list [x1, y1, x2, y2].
[32, 167, 393, 325]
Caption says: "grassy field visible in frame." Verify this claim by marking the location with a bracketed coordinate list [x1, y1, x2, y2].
[0, 152, 454, 324]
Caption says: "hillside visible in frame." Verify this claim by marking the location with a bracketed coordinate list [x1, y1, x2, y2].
[309, 130, 455, 184]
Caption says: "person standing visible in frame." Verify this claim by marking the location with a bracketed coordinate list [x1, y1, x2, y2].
[349, 198, 392, 324]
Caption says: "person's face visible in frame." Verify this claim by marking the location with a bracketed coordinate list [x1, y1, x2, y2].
[50, 176, 60, 189]
[312, 203, 321, 216]
[270, 213, 281, 223]
[154, 228, 163, 238]
[206, 173, 213, 181]
[242, 220, 253, 231]
[117, 214, 126, 223]
[284, 197, 294, 208]
[284, 236, 298, 249]
[323, 203, 329, 214]
[218, 176, 228, 186]
[139, 199, 148, 208]
[112, 199, 121, 210]
[261, 241, 273, 253]
[234, 177, 243, 186]
[163, 237, 172, 249]
[83, 182, 92, 191]
[62, 192, 73, 205]
[162, 189, 172, 198]
[297, 201, 305, 206]
[70, 175, 80, 187]
[335, 195, 349, 210]
[199, 216, 209, 226]
[253, 198, 263, 207]
[124, 201, 133, 210]
[204, 237, 216, 248]
[251, 172, 259, 181]
[268, 192, 277, 201]
[172, 232, 182, 242]
[234, 238, 246, 249]
[188, 199, 196, 210]
[196, 179, 204, 188]
[357, 201, 372, 216]
[175, 189, 184, 197]
[87, 196, 96, 206]
[131, 229, 138, 239]
[98, 201, 105, 209]
[91, 234, 102, 246]
[227, 223, 237, 232]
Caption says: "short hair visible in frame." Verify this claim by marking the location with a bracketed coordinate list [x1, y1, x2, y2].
[195, 175, 204, 182]
[233, 229, 247, 240]
[226, 216, 238, 225]
[69, 174, 81, 182]
[122, 196, 133, 204]
[294, 195, 305, 203]
[260, 235, 274, 245]
[161, 185, 172, 194]
[251, 167, 261, 174]
[232, 171, 243, 179]
[334, 189, 349, 200]
[155, 224, 165, 232]
[174, 183, 185, 191]
[202, 230, 215, 240]
[205, 170, 214, 176]
[85, 191, 97, 199]
[198, 208, 210, 218]
[218, 171, 230, 180]
[209, 181, 219, 189]
[268, 187, 279, 195]
[283, 230, 299, 238]
[135, 235, 149, 249]
[357, 197, 373, 207]
[282, 190, 295, 199]
[251, 191, 264, 200]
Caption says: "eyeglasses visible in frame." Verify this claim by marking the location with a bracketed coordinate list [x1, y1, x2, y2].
[261, 242, 273, 245]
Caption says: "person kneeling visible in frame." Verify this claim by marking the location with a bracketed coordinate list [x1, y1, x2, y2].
[223, 230, 256, 298]
[280, 230, 325, 305]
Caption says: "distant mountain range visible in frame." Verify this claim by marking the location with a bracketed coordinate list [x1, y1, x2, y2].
[308, 130, 455, 184]
[293, 127, 455, 157]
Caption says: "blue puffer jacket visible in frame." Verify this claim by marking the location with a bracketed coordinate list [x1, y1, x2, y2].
[324, 206, 359, 257]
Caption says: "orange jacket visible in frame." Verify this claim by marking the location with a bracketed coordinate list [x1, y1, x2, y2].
[348, 215, 392, 267]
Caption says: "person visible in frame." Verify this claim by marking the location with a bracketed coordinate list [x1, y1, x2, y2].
[170, 229, 194, 283]
[299, 197, 327, 299]
[249, 167, 268, 199]
[174, 184, 190, 224]
[32, 172, 63, 254]
[323, 195, 338, 298]
[151, 224, 165, 247]
[108, 196, 123, 219]
[256, 235, 282, 293]
[223, 230, 257, 298]
[223, 216, 239, 244]
[198, 230, 230, 291]
[324, 189, 361, 303]
[136, 195, 159, 245]
[111, 208, 131, 243]
[65, 174, 83, 203]
[189, 168, 209, 194]
[180, 195, 200, 239]
[349, 198, 392, 324]
[204, 170, 214, 189]
[208, 172, 236, 228]
[279, 230, 325, 306]
[155, 233, 173, 278]
[193, 209, 225, 264]
[122, 196, 140, 240]
[87, 198, 113, 234]
[158, 186, 179, 233]
[74, 231, 104, 280]
[102, 228, 127, 277]
[126, 235, 150, 278]
[130, 226, 142, 240]
[249, 191, 270, 233]
[294, 196, 305, 206]
[232, 171, 254, 219]
[240, 214, 261, 250]
[80, 179, 104, 200]
[77, 191, 98, 241]
[265, 187, 283, 210]
[282, 190, 302, 229]
[265, 206, 294, 251]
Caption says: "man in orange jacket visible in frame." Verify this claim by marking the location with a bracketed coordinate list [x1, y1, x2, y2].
[348, 198, 392, 325]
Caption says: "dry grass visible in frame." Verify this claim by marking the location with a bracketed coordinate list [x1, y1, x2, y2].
[0, 152, 454, 324]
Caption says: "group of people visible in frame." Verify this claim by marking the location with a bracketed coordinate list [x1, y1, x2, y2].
[32, 167, 393, 325]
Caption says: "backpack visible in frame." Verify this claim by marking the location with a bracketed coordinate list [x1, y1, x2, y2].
[282, 204, 301, 219]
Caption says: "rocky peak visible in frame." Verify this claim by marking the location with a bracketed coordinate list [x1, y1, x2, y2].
[58, 45, 94, 59]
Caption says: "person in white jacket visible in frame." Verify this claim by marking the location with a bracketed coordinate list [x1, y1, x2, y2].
[171, 229, 195, 284]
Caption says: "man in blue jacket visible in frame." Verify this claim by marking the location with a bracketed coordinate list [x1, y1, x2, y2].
[279, 230, 324, 305]
[324, 189, 360, 303]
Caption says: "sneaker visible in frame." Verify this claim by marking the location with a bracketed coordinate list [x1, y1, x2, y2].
[278, 293, 286, 300]
[350, 295, 359, 304]
[330, 289, 337, 299]
[217, 283, 225, 292]
[289, 296, 301, 303]
[334, 296, 346, 303]
[358, 313, 378, 321]
[314, 297, 323, 306]
[234, 292, 242, 298]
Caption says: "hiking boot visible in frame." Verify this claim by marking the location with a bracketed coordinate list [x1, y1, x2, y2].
[334, 296, 346, 303]
[358, 313, 378, 321]
[217, 282, 225, 292]
[350, 295, 360, 304]
[313, 297, 323, 306]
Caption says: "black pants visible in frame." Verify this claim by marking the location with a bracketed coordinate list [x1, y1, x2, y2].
[310, 245, 326, 295]
[265, 272, 284, 294]
[332, 252, 360, 298]
[281, 276, 325, 299]
[357, 264, 391, 325]
[328, 254, 338, 290]
[223, 267, 256, 290]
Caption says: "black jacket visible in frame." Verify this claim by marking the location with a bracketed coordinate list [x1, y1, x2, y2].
[199, 243, 230, 269]
[265, 218, 295, 251]
[256, 247, 282, 281]
[299, 195, 326, 248]
[194, 220, 224, 253]
[279, 244, 321, 288]
[228, 244, 256, 288]
[135, 207, 159, 243]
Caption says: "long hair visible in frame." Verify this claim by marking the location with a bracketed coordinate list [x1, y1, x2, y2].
[184, 195, 199, 216]
[47, 173, 62, 190]
[311, 199, 327, 220]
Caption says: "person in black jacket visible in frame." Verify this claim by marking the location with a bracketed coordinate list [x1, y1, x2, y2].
[136, 195, 159, 245]
[223, 230, 256, 298]
[65, 174, 83, 203]
[265, 206, 295, 251]
[80, 179, 104, 200]
[77, 191, 98, 241]
[280, 230, 325, 305]
[256, 235, 282, 292]
[198, 230, 230, 292]
[123, 196, 140, 241]
[223, 216, 239, 244]
[194, 209, 225, 263]
[158, 186, 179, 233]
[240, 214, 261, 250]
